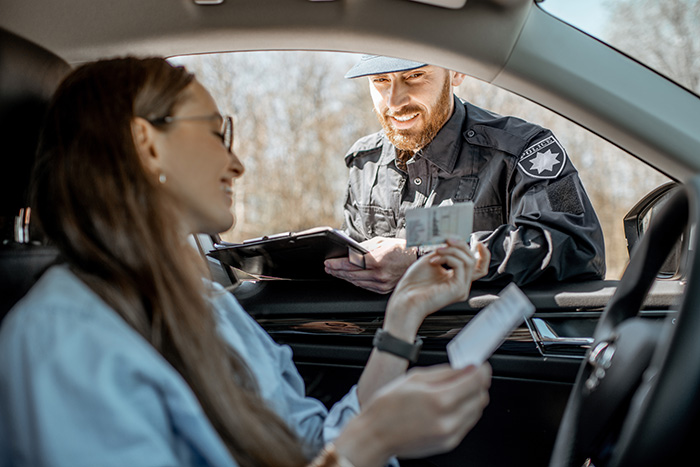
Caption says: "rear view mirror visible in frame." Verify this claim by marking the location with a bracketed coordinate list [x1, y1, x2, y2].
[623, 182, 684, 279]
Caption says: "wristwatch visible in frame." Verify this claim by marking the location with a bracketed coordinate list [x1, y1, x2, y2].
[373, 328, 423, 363]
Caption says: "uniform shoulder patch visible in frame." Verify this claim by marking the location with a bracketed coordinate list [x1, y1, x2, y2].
[517, 135, 567, 179]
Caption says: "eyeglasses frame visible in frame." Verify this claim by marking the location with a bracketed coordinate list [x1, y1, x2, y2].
[147, 114, 234, 153]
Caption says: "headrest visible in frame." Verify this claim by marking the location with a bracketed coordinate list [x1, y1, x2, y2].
[0, 28, 71, 239]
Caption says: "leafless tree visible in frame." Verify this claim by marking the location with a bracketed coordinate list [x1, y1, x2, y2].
[602, 0, 700, 94]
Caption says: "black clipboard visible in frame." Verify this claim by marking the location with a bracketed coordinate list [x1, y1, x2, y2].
[207, 227, 368, 280]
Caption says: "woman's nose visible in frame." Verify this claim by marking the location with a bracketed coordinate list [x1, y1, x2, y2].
[228, 150, 245, 178]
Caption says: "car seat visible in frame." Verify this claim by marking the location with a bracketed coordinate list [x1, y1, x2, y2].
[0, 28, 71, 322]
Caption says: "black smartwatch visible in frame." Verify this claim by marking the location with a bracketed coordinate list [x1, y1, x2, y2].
[373, 328, 423, 363]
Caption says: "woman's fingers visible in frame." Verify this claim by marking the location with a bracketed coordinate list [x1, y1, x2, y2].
[364, 363, 492, 459]
[411, 363, 491, 406]
[387, 239, 490, 331]
[429, 239, 474, 272]
[472, 241, 491, 280]
[428, 239, 490, 290]
[419, 364, 491, 452]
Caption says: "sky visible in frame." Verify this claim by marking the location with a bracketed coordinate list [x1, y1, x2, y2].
[538, 0, 611, 38]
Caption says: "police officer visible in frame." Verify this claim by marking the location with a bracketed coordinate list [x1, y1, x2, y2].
[324, 55, 605, 293]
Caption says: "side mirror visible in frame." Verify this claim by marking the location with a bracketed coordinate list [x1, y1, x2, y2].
[623, 182, 684, 279]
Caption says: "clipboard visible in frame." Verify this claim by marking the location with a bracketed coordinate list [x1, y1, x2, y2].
[207, 227, 368, 280]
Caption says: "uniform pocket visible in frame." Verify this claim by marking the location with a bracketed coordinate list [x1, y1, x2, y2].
[358, 205, 398, 238]
[473, 205, 503, 232]
[456, 176, 479, 201]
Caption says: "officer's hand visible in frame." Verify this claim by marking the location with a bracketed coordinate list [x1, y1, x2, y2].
[324, 237, 416, 294]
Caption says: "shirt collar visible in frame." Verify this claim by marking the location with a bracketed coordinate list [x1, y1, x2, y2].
[379, 95, 466, 172]
[414, 95, 465, 173]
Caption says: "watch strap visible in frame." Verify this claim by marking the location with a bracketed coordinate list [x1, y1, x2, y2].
[373, 328, 423, 363]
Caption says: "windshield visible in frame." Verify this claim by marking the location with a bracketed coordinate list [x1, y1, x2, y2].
[539, 0, 700, 95]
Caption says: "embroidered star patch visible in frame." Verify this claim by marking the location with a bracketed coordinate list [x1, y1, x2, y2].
[518, 136, 567, 179]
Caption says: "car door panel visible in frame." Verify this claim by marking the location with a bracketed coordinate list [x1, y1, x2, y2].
[234, 277, 680, 466]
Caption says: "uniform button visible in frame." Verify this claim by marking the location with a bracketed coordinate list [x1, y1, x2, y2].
[413, 177, 422, 185]
[467, 129, 475, 138]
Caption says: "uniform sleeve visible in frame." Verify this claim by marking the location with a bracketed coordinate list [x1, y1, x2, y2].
[340, 133, 388, 243]
[341, 145, 369, 242]
[472, 131, 606, 285]
[341, 181, 367, 242]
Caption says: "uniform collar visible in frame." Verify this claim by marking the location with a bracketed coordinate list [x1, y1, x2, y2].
[378, 95, 466, 172]
[413, 95, 465, 173]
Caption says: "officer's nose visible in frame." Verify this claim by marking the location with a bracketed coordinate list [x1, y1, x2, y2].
[386, 79, 409, 111]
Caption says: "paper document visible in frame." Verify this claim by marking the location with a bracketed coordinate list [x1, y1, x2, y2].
[447, 283, 535, 369]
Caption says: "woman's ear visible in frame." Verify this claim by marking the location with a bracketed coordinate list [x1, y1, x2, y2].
[131, 117, 162, 175]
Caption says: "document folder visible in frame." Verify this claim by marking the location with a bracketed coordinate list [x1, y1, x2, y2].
[208, 227, 368, 280]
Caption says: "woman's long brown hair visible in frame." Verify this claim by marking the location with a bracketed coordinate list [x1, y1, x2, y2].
[32, 57, 308, 467]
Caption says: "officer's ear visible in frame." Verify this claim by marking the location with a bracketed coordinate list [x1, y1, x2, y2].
[450, 71, 467, 87]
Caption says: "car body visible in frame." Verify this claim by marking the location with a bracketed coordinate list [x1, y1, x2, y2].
[1, 0, 699, 465]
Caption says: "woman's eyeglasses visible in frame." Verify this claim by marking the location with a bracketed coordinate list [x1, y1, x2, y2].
[148, 114, 234, 153]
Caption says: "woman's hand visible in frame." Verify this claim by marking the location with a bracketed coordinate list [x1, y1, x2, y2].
[334, 363, 492, 466]
[384, 240, 490, 337]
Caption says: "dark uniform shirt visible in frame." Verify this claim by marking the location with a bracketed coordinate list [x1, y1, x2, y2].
[342, 96, 606, 285]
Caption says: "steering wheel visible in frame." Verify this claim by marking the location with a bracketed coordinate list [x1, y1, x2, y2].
[549, 176, 700, 467]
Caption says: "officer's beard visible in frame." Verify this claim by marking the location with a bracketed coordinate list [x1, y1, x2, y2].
[375, 75, 453, 154]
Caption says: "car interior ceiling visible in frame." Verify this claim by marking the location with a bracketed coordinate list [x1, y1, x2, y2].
[0, 28, 71, 321]
[0, 0, 531, 70]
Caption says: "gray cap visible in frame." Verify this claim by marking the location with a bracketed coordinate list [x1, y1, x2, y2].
[345, 55, 427, 79]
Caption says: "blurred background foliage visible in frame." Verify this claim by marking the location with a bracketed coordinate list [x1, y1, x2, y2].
[173, 0, 698, 279]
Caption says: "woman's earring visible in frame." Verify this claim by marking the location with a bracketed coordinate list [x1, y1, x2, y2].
[158, 173, 167, 184]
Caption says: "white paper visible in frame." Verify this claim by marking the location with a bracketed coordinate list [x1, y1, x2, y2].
[447, 283, 535, 369]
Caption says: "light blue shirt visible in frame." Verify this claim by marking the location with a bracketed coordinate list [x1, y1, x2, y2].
[0, 265, 360, 466]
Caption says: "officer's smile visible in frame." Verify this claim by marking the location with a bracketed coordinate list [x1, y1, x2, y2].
[389, 112, 421, 130]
